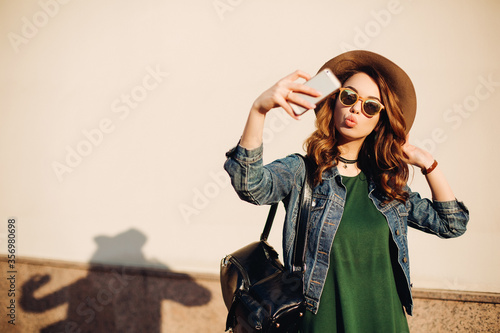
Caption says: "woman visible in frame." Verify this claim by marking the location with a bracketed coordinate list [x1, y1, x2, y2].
[224, 50, 469, 332]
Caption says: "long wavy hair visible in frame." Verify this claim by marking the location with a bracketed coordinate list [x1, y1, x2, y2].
[304, 65, 409, 203]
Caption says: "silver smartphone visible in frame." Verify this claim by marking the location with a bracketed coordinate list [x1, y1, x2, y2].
[290, 69, 341, 115]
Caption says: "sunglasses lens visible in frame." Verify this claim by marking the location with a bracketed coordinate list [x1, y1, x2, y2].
[340, 89, 358, 106]
[363, 100, 382, 116]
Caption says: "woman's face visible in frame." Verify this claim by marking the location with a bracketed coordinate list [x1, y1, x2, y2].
[333, 72, 382, 144]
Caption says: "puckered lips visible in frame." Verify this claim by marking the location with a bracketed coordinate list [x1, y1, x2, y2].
[345, 114, 358, 128]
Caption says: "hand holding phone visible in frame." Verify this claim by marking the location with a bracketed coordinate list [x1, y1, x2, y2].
[289, 69, 341, 115]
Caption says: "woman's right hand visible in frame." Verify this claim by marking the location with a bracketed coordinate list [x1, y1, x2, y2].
[240, 70, 322, 150]
[252, 70, 322, 120]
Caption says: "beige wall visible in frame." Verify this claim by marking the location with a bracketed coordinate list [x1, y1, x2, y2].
[1, 0, 499, 294]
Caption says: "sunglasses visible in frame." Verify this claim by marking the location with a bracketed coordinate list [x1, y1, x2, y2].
[338, 87, 385, 117]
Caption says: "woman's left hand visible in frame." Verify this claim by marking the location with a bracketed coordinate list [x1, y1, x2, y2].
[402, 135, 456, 200]
[402, 134, 435, 170]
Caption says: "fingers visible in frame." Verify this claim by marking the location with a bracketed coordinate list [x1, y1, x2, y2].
[286, 69, 312, 82]
[257, 70, 322, 119]
[277, 96, 301, 120]
[278, 89, 314, 119]
[288, 81, 321, 98]
[270, 89, 300, 119]
[286, 90, 316, 108]
[279, 70, 323, 117]
[283, 70, 322, 97]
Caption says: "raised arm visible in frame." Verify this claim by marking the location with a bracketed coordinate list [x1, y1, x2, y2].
[402, 136, 455, 201]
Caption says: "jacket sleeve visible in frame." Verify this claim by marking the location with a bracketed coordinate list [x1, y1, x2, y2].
[223, 143, 304, 206]
[406, 188, 469, 238]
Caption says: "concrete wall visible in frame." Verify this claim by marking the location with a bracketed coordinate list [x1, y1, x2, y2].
[2, 258, 498, 332]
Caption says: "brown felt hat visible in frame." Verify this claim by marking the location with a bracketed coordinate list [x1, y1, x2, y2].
[316, 50, 417, 133]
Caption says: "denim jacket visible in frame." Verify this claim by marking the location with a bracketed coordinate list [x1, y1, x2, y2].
[224, 144, 469, 316]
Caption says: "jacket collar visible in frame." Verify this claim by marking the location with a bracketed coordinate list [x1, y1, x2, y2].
[322, 166, 383, 199]
[321, 165, 340, 180]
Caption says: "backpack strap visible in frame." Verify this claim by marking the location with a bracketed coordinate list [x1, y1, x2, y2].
[259, 154, 313, 272]
[292, 154, 313, 272]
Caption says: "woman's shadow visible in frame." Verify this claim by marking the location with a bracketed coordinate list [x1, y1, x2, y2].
[20, 228, 212, 332]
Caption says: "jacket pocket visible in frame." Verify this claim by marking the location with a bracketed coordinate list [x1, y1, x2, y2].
[311, 196, 328, 212]
[308, 196, 329, 232]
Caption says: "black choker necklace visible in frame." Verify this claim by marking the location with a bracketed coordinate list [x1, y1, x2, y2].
[338, 156, 358, 169]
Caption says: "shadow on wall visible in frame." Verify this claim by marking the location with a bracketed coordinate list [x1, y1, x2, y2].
[20, 228, 212, 332]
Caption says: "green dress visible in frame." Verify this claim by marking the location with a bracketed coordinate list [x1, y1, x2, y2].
[299, 172, 409, 333]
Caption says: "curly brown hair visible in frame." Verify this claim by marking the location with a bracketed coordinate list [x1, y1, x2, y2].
[304, 65, 410, 204]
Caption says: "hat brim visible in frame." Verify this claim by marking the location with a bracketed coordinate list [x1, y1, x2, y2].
[315, 50, 416, 133]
